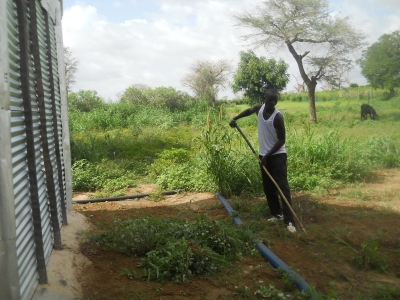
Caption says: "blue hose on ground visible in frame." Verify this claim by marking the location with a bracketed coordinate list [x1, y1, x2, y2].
[215, 192, 243, 226]
[254, 241, 311, 292]
[215, 192, 315, 296]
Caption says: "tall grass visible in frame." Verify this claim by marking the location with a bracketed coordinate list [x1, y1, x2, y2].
[69, 88, 400, 196]
[287, 125, 370, 191]
[69, 100, 211, 134]
[196, 111, 261, 197]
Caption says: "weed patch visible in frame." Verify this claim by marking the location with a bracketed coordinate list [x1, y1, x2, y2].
[85, 214, 252, 282]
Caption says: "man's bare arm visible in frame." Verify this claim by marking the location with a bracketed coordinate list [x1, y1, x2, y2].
[229, 104, 262, 127]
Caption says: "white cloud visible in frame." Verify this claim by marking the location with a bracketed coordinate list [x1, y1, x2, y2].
[62, 2, 252, 100]
[62, 0, 398, 100]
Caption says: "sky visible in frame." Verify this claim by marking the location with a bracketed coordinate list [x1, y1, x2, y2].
[61, 0, 400, 101]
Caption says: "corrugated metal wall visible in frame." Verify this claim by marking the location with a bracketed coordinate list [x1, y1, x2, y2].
[35, 0, 58, 265]
[7, 0, 40, 299]
[0, 0, 68, 299]
[47, 4, 66, 229]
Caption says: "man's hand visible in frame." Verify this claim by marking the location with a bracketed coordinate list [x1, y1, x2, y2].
[229, 119, 237, 128]
[261, 154, 269, 165]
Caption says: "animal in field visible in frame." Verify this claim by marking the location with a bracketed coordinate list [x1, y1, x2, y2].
[361, 104, 377, 120]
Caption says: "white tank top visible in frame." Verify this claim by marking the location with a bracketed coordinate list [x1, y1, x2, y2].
[257, 105, 286, 156]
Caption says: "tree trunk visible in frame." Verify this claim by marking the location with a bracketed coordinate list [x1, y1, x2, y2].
[285, 41, 318, 122]
[307, 82, 318, 122]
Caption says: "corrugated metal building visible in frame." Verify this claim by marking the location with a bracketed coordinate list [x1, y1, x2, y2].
[0, 0, 72, 299]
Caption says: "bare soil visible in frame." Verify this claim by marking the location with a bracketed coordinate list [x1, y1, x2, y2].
[72, 169, 400, 299]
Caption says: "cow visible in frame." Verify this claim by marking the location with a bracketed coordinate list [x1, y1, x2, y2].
[361, 104, 377, 120]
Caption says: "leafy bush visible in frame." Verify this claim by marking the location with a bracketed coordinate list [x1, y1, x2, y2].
[87, 215, 252, 282]
[71, 160, 97, 191]
[154, 160, 215, 192]
[145, 86, 195, 112]
[120, 85, 195, 112]
[148, 148, 191, 177]
[72, 159, 136, 193]
[148, 148, 215, 191]
[68, 90, 105, 112]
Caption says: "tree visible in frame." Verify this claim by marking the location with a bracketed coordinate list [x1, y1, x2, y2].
[357, 30, 400, 98]
[67, 90, 104, 112]
[235, 0, 365, 122]
[120, 85, 194, 111]
[231, 51, 289, 104]
[145, 87, 194, 112]
[182, 60, 232, 106]
[120, 84, 151, 106]
[64, 47, 79, 93]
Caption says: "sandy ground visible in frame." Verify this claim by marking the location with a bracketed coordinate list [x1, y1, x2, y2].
[32, 210, 91, 300]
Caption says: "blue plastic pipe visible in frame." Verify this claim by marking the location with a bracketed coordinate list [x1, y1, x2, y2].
[215, 192, 243, 226]
[215, 192, 314, 295]
[254, 241, 311, 292]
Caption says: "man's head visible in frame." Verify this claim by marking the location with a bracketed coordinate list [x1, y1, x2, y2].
[264, 88, 279, 108]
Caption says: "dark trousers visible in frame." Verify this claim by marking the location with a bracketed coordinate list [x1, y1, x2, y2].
[259, 153, 294, 224]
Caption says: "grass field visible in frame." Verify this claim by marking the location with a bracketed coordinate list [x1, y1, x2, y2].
[69, 88, 400, 198]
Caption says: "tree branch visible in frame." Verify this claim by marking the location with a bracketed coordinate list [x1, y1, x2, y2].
[300, 51, 310, 59]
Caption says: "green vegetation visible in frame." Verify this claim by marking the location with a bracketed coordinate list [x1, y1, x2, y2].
[87, 214, 252, 282]
[71, 86, 400, 299]
[232, 50, 290, 105]
[352, 238, 389, 272]
[69, 86, 400, 197]
[355, 284, 400, 300]
[357, 30, 400, 98]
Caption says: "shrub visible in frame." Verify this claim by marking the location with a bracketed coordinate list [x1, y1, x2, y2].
[68, 90, 105, 112]
[71, 159, 136, 193]
[149, 149, 215, 192]
[87, 215, 252, 282]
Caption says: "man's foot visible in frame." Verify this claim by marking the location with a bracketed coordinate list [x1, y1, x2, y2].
[267, 214, 283, 223]
[286, 222, 297, 233]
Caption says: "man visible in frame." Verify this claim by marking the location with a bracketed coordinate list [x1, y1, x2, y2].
[229, 89, 296, 233]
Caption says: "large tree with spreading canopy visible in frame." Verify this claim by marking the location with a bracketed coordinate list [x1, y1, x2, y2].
[235, 0, 365, 122]
[357, 30, 400, 98]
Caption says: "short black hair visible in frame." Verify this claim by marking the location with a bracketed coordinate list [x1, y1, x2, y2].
[265, 88, 279, 102]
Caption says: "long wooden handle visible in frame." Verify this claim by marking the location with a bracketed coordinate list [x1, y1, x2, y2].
[234, 124, 307, 234]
